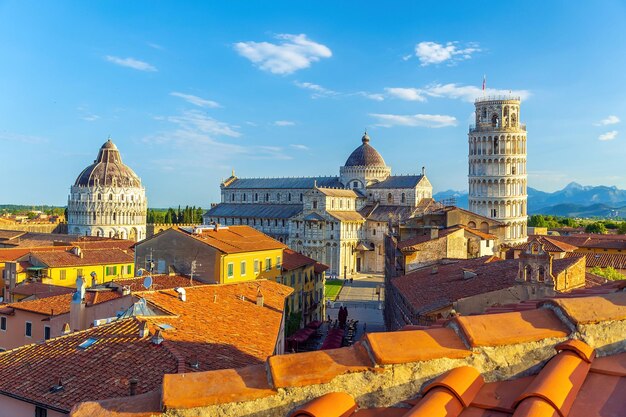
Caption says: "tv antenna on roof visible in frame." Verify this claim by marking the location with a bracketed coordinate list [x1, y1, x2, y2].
[143, 275, 153, 290]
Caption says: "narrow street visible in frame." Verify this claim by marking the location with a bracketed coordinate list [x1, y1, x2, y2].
[326, 273, 386, 338]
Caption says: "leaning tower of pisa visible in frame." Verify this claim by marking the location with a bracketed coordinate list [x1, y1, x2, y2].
[468, 96, 527, 245]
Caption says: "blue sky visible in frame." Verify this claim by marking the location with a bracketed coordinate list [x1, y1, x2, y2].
[2, 1, 626, 207]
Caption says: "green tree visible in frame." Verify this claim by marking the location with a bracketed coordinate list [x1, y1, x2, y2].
[528, 215, 548, 227]
[618, 222, 626, 235]
[585, 222, 607, 234]
[590, 266, 625, 281]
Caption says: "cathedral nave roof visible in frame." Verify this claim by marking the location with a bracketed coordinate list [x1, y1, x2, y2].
[222, 176, 341, 189]
[367, 174, 426, 189]
[204, 203, 303, 219]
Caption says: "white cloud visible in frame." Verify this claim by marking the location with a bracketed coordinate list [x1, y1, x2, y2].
[386, 83, 530, 103]
[596, 115, 620, 126]
[234, 34, 332, 75]
[170, 92, 220, 108]
[81, 114, 100, 122]
[274, 120, 296, 126]
[413, 41, 481, 66]
[290, 144, 310, 150]
[355, 91, 385, 101]
[294, 81, 339, 98]
[105, 55, 157, 72]
[370, 113, 457, 128]
[147, 42, 163, 50]
[599, 131, 618, 141]
[0, 132, 49, 144]
[385, 87, 427, 102]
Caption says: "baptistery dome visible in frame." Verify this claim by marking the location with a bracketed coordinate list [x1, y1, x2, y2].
[344, 132, 387, 167]
[67, 138, 147, 242]
[74, 139, 142, 188]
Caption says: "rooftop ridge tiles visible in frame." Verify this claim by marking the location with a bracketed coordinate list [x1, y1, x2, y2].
[512, 348, 592, 417]
[290, 392, 357, 417]
[422, 366, 484, 408]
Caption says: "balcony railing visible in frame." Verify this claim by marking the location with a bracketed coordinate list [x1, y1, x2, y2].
[469, 123, 526, 133]
[475, 95, 521, 103]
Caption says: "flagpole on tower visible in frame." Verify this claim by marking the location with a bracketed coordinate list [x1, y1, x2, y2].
[482, 74, 486, 98]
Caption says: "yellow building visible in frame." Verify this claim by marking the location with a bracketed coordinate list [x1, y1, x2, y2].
[134, 225, 286, 284]
[13, 247, 135, 287]
[281, 248, 328, 324]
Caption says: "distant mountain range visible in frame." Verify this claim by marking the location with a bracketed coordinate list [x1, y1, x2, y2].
[434, 182, 626, 218]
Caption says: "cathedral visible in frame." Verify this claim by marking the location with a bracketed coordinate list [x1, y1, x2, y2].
[204, 133, 432, 275]
[67, 138, 147, 241]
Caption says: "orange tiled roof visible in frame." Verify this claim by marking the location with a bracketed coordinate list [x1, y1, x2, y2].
[397, 227, 462, 250]
[0, 318, 179, 413]
[9, 290, 124, 316]
[514, 235, 579, 252]
[282, 249, 317, 271]
[392, 256, 583, 314]
[174, 226, 286, 254]
[72, 239, 135, 251]
[10, 282, 75, 299]
[136, 280, 293, 373]
[68, 289, 626, 417]
[458, 225, 498, 240]
[112, 274, 196, 292]
[0, 246, 71, 262]
[27, 248, 133, 267]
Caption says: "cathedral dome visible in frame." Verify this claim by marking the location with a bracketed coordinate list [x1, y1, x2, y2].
[344, 132, 387, 167]
[74, 139, 142, 188]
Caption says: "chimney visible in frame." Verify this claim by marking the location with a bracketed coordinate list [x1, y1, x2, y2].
[422, 166, 426, 176]
[129, 379, 138, 396]
[70, 277, 86, 331]
[431, 266, 438, 275]
[463, 270, 477, 280]
[151, 330, 164, 345]
[430, 227, 439, 240]
[71, 247, 82, 258]
[175, 287, 186, 302]
[256, 288, 264, 307]
[139, 321, 148, 338]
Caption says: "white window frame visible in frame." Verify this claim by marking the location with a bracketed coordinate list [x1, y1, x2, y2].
[265, 258, 272, 271]
[254, 259, 259, 274]
[240, 261, 246, 276]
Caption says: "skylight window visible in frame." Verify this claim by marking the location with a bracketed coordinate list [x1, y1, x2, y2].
[77, 338, 98, 350]
[157, 323, 174, 331]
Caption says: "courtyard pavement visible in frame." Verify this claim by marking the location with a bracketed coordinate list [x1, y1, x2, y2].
[325, 273, 386, 337]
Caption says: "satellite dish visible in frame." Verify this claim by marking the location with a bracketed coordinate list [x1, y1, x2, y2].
[90, 271, 97, 278]
[143, 275, 153, 290]
[0, 297, 4, 303]
[137, 269, 144, 276]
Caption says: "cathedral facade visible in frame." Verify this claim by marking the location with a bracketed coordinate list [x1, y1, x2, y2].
[204, 133, 432, 275]
[67, 139, 147, 241]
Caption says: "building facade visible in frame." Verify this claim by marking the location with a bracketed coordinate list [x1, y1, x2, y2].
[468, 97, 528, 245]
[67, 139, 147, 241]
[204, 133, 432, 276]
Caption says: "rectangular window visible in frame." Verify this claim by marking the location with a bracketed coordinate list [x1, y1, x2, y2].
[490, 209, 497, 218]
[276, 256, 281, 269]
[0, 317, 6, 331]
[266, 258, 272, 271]
[227, 263, 234, 278]
[44, 326, 51, 340]
[35, 406, 47, 417]
[254, 259, 259, 273]
[240, 261, 246, 276]
[25, 321, 32, 337]
[59, 270, 66, 280]
[126, 265, 132, 274]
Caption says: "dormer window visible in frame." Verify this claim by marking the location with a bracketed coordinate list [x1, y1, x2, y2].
[353, 181, 359, 188]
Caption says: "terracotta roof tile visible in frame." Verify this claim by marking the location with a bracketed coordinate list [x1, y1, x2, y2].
[175, 225, 286, 254]
[282, 248, 317, 271]
[291, 392, 357, 417]
[422, 366, 484, 407]
[112, 274, 195, 292]
[162, 364, 276, 410]
[365, 327, 470, 365]
[268, 343, 373, 388]
[27, 248, 133, 267]
[513, 236, 579, 253]
[545, 292, 626, 325]
[471, 376, 534, 413]
[590, 352, 626, 377]
[454, 309, 569, 347]
[9, 290, 124, 316]
[0, 318, 179, 412]
[139, 280, 293, 372]
[10, 282, 75, 299]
